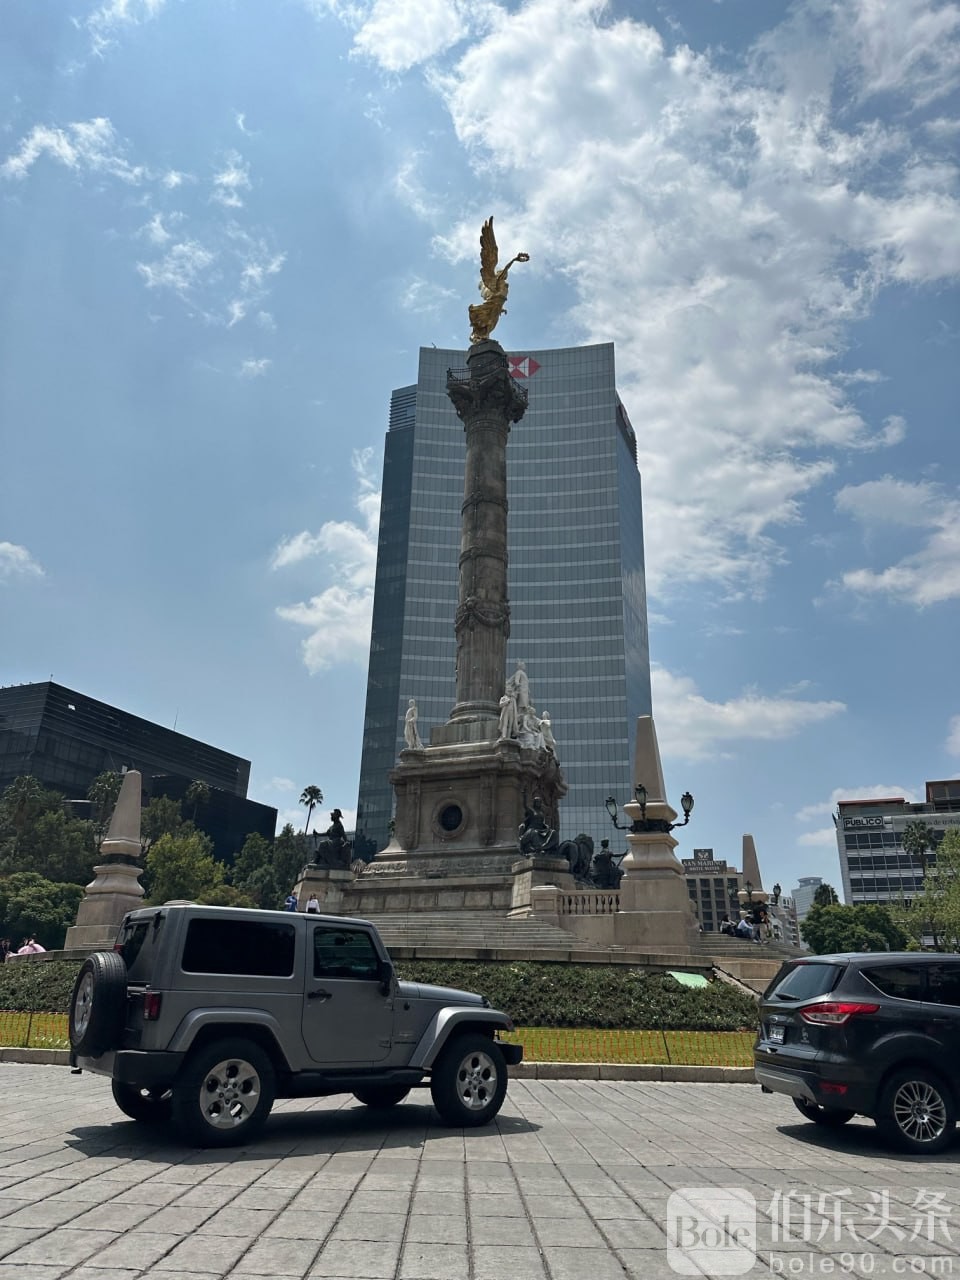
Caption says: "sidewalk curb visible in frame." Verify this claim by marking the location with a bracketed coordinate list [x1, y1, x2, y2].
[1, 1048, 754, 1082]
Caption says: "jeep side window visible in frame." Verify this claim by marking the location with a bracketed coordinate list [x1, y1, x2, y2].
[313, 926, 379, 980]
[182, 919, 296, 977]
[926, 964, 960, 1007]
[862, 965, 925, 1001]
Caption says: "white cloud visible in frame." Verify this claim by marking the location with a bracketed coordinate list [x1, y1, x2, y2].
[139, 211, 180, 245]
[274, 449, 381, 672]
[795, 783, 920, 823]
[162, 169, 186, 189]
[1, 117, 145, 183]
[401, 276, 457, 314]
[85, 0, 166, 56]
[212, 151, 251, 208]
[239, 358, 272, 378]
[798, 828, 838, 847]
[266, 776, 297, 792]
[835, 477, 960, 605]
[0, 542, 44, 582]
[395, 0, 960, 599]
[652, 666, 846, 763]
[137, 239, 216, 296]
[947, 715, 960, 756]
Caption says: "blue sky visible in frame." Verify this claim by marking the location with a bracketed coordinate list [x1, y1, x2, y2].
[2, 0, 957, 900]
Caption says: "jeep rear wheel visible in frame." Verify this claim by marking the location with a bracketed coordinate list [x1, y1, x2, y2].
[69, 952, 127, 1057]
[171, 1039, 275, 1148]
[430, 1034, 507, 1127]
[876, 1068, 956, 1154]
[112, 1080, 173, 1125]
[353, 1085, 411, 1109]
[792, 1098, 855, 1128]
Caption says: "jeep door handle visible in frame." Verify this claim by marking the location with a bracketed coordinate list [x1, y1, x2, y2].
[308, 989, 333, 1001]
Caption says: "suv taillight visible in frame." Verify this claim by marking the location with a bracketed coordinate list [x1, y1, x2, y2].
[143, 991, 162, 1021]
[799, 1001, 879, 1025]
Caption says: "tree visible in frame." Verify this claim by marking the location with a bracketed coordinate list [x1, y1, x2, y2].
[897, 829, 960, 952]
[273, 823, 310, 893]
[231, 832, 281, 909]
[86, 771, 123, 850]
[299, 785, 323, 835]
[143, 831, 224, 905]
[801, 902, 906, 955]
[903, 821, 933, 879]
[140, 795, 187, 854]
[0, 776, 45, 855]
[185, 780, 211, 825]
[0, 871, 85, 950]
[812, 883, 839, 907]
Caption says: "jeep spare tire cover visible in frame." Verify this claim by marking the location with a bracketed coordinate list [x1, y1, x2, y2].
[69, 951, 128, 1057]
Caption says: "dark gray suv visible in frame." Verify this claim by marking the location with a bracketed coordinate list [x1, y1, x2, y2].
[755, 952, 960, 1153]
[69, 904, 522, 1146]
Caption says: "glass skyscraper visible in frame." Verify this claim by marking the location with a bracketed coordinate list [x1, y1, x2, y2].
[355, 342, 653, 856]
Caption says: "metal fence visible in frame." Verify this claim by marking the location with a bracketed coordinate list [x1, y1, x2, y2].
[0, 1012, 69, 1049]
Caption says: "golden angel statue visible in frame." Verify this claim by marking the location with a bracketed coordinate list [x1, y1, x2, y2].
[468, 216, 529, 345]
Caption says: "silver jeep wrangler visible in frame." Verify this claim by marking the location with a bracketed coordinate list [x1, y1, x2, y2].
[69, 904, 522, 1146]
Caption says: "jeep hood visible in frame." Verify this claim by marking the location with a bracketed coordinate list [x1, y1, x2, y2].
[397, 980, 487, 1007]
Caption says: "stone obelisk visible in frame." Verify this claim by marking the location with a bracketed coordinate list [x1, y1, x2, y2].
[64, 769, 146, 950]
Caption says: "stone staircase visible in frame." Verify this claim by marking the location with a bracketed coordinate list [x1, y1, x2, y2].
[360, 910, 795, 992]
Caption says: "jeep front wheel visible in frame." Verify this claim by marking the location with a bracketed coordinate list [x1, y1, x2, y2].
[353, 1085, 411, 1109]
[112, 1080, 173, 1125]
[430, 1034, 507, 1127]
[171, 1039, 275, 1147]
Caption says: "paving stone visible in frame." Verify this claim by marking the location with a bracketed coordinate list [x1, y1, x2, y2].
[308, 1237, 401, 1278]
[403, 1215, 467, 1245]
[469, 1215, 535, 1246]
[328, 1212, 406, 1242]
[232, 1238, 322, 1274]
[90, 1231, 185, 1270]
[151, 1233, 254, 1273]
[0, 1228, 45, 1260]
[2, 1229, 118, 1268]
[472, 1245, 546, 1280]
[398, 1241, 469, 1279]
[542, 1245, 635, 1280]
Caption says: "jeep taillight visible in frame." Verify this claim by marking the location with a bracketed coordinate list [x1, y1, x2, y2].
[799, 1001, 879, 1025]
[143, 991, 162, 1021]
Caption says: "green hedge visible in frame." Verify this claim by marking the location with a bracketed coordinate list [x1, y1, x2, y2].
[0, 957, 759, 1031]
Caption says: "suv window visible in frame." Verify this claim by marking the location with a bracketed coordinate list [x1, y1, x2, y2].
[862, 965, 925, 1001]
[770, 963, 842, 1001]
[313, 925, 380, 980]
[926, 964, 960, 1006]
[182, 919, 296, 977]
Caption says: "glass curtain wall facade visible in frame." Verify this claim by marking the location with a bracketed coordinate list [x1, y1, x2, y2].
[356, 343, 653, 854]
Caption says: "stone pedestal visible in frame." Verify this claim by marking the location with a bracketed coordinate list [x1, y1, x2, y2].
[64, 770, 145, 951]
[293, 866, 356, 915]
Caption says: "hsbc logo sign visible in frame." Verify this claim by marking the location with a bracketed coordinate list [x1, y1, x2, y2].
[508, 355, 541, 379]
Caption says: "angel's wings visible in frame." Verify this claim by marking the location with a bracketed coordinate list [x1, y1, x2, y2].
[479, 217, 500, 290]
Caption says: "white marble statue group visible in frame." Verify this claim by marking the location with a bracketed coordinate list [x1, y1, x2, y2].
[498, 660, 558, 758]
[401, 662, 558, 758]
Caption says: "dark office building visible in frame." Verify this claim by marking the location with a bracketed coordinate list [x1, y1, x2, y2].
[356, 342, 653, 855]
[0, 681, 276, 860]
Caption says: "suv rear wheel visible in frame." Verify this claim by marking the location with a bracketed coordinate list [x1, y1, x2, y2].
[876, 1068, 956, 1154]
[792, 1098, 855, 1128]
[430, 1033, 507, 1127]
[172, 1038, 276, 1147]
[353, 1085, 411, 1109]
[69, 952, 127, 1057]
[112, 1080, 172, 1124]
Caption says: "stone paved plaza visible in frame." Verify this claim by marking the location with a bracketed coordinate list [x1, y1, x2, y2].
[1, 1064, 959, 1280]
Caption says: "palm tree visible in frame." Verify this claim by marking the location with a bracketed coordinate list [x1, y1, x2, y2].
[903, 821, 932, 880]
[185, 780, 211, 825]
[300, 785, 323, 835]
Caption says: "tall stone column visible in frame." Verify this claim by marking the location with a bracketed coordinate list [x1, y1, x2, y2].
[440, 340, 528, 742]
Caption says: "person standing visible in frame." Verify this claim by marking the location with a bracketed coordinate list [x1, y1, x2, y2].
[284, 891, 299, 912]
[305, 894, 321, 914]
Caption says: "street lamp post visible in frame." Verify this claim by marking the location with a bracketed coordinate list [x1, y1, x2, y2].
[605, 785, 694, 835]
